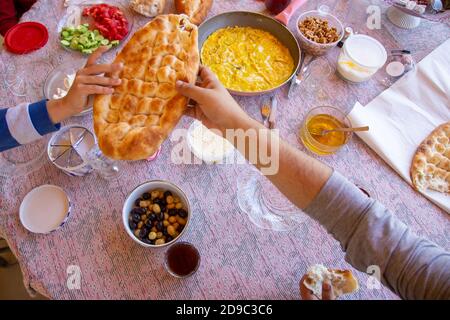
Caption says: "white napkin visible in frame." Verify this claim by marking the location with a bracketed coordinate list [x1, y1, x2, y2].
[348, 39, 450, 213]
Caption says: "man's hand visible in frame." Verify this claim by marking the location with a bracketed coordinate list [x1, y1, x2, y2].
[299, 275, 336, 300]
[176, 66, 251, 134]
[47, 46, 123, 124]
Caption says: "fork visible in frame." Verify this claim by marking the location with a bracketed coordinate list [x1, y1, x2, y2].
[260, 100, 271, 128]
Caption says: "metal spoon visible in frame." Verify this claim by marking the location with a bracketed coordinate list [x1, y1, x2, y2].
[310, 126, 369, 136]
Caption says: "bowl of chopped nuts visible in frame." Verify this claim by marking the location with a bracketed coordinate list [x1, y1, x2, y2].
[296, 10, 344, 56]
[122, 180, 191, 248]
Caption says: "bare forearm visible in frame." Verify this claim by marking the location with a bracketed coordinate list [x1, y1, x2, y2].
[229, 116, 332, 209]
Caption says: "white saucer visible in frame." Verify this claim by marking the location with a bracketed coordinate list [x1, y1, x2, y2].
[19, 185, 71, 234]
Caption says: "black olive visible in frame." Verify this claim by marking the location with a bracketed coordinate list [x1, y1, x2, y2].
[131, 213, 141, 223]
[157, 212, 164, 221]
[131, 208, 141, 215]
[166, 236, 173, 243]
[137, 207, 146, 214]
[145, 219, 153, 228]
[139, 227, 149, 238]
[156, 221, 163, 231]
[168, 209, 177, 216]
[178, 209, 188, 218]
[163, 191, 172, 198]
[129, 221, 137, 230]
[163, 229, 169, 236]
[148, 213, 157, 221]
[134, 198, 142, 206]
[142, 238, 152, 244]
[159, 198, 167, 206]
[160, 204, 167, 213]
[150, 240, 156, 245]
[142, 192, 151, 200]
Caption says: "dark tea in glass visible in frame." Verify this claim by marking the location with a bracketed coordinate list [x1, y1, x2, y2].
[265, 0, 291, 14]
[165, 242, 200, 278]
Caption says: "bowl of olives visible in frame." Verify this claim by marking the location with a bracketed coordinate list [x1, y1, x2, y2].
[122, 180, 191, 248]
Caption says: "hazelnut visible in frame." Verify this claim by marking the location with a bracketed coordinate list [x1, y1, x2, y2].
[167, 225, 176, 237]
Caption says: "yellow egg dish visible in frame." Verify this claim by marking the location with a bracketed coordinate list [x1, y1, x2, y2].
[201, 26, 295, 92]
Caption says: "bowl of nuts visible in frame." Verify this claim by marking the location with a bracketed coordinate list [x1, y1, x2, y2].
[296, 10, 343, 56]
[122, 180, 191, 248]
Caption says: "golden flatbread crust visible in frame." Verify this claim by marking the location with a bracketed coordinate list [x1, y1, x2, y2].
[174, 0, 213, 25]
[410, 122, 450, 194]
[93, 14, 199, 160]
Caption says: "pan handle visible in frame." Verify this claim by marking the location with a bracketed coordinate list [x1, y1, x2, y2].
[275, 0, 308, 25]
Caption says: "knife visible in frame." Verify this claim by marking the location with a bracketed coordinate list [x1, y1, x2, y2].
[268, 95, 278, 130]
[288, 50, 305, 98]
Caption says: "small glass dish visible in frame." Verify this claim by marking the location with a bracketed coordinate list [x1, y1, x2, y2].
[57, 2, 134, 55]
[380, 52, 416, 87]
[296, 9, 344, 56]
[43, 59, 91, 116]
[299, 106, 352, 156]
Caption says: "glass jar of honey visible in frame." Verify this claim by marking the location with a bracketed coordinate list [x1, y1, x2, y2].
[299, 106, 352, 155]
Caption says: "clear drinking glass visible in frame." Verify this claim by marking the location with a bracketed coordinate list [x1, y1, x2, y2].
[85, 145, 122, 180]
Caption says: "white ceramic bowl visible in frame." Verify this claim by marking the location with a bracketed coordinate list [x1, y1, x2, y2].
[122, 180, 191, 248]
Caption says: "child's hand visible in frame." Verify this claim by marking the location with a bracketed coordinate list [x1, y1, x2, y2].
[47, 46, 123, 123]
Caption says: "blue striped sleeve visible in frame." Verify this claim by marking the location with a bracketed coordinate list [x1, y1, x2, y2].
[0, 108, 20, 152]
[28, 100, 60, 135]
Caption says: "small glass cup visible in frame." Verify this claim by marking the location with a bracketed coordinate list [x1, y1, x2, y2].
[164, 242, 200, 278]
[299, 106, 352, 156]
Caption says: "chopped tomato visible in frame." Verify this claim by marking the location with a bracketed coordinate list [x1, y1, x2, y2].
[83, 4, 129, 41]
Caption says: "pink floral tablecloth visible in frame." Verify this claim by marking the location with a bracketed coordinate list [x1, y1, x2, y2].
[0, 0, 449, 300]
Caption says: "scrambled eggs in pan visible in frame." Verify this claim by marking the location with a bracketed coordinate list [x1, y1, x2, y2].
[201, 26, 295, 92]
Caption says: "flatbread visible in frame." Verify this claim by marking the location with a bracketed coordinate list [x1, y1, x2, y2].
[93, 14, 199, 160]
[130, 0, 165, 17]
[303, 264, 359, 299]
[174, 0, 213, 25]
[410, 122, 450, 193]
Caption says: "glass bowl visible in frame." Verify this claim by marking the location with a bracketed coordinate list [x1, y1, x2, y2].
[57, 2, 134, 55]
[43, 59, 92, 116]
[299, 106, 352, 156]
[296, 10, 344, 56]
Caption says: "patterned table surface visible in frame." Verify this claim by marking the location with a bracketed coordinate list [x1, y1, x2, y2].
[0, 0, 449, 300]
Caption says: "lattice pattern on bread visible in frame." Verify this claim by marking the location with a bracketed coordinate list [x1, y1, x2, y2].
[410, 122, 450, 194]
[94, 14, 199, 160]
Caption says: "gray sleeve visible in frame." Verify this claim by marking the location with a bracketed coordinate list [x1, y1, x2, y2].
[304, 171, 450, 300]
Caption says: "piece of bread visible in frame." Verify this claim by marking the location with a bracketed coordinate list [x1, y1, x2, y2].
[303, 264, 359, 299]
[130, 0, 166, 17]
[174, 0, 213, 25]
[93, 14, 199, 160]
[410, 122, 450, 193]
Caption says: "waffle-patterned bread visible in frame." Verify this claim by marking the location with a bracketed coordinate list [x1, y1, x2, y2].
[94, 14, 199, 160]
[410, 122, 450, 194]
[174, 0, 213, 25]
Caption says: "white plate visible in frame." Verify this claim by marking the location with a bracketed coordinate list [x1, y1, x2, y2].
[20, 185, 71, 234]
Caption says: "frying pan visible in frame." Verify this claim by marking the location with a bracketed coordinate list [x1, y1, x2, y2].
[198, 11, 301, 96]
